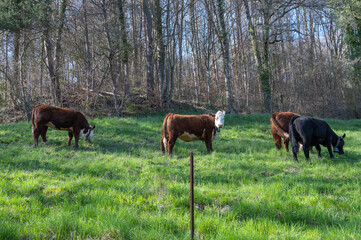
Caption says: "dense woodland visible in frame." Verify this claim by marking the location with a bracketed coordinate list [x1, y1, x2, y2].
[0, 0, 360, 122]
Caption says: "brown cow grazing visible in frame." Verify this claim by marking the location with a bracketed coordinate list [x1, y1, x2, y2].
[270, 112, 300, 152]
[161, 111, 226, 155]
[31, 105, 95, 148]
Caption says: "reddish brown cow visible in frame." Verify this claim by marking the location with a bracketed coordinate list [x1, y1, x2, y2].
[31, 105, 95, 148]
[270, 112, 300, 152]
[161, 111, 226, 155]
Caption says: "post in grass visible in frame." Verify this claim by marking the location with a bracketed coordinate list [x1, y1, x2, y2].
[190, 152, 194, 240]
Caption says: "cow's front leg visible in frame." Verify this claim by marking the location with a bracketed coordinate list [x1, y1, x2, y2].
[68, 132, 73, 146]
[74, 132, 80, 149]
[205, 140, 212, 152]
[315, 144, 321, 158]
[326, 137, 334, 159]
[327, 144, 334, 159]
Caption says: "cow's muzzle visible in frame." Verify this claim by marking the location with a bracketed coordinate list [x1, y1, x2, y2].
[85, 129, 93, 142]
[333, 147, 344, 154]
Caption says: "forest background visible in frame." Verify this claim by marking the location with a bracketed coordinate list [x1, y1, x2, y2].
[0, 0, 360, 123]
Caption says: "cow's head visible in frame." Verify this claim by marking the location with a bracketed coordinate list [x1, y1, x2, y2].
[333, 134, 345, 154]
[81, 125, 96, 142]
[209, 110, 226, 132]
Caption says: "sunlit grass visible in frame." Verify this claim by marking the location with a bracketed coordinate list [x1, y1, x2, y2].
[0, 114, 360, 239]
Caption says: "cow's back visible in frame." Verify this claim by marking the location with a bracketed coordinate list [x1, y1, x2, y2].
[293, 117, 331, 139]
[168, 114, 212, 134]
[271, 112, 300, 136]
[33, 105, 87, 129]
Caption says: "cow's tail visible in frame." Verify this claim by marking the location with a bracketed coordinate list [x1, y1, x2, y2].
[161, 113, 172, 153]
[270, 113, 288, 137]
[31, 106, 36, 137]
[289, 116, 299, 154]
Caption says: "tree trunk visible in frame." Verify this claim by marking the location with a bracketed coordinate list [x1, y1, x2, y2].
[217, 0, 235, 113]
[190, 0, 199, 105]
[155, 0, 166, 107]
[101, 0, 121, 117]
[83, 0, 91, 108]
[143, 0, 155, 102]
[243, 0, 272, 113]
[43, 0, 67, 106]
[177, 0, 184, 100]
[53, 0, 67, 106]
[118, 0, 130, 98]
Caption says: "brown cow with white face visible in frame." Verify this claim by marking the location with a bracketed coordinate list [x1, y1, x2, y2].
[270, 112, 300, 152]
[161, 111, 226, 155]
[31, 105, 95, 148]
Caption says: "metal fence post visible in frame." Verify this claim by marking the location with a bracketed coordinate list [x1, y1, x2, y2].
[190, 152, 194, 240]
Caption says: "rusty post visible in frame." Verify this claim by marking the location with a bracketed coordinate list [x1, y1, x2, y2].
[190, 152, 194, 239]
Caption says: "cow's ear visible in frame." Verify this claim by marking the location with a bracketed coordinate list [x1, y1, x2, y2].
[208, 113, 215, 118]
[92, 125, 96, 130]
[222, 110, 226, 115]
[342, 133, 346, 139]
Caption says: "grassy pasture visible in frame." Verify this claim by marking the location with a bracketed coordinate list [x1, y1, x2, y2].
[0, 113, 361, 239]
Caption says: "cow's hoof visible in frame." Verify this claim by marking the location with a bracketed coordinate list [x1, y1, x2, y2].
[293, 159, 298, 163]
[44, 142, 49, 145]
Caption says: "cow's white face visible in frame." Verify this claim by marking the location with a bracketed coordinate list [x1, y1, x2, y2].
[215, 110, 226, 130]
[81, 125, 95, 142]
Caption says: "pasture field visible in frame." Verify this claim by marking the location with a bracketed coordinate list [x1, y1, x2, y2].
[0, 113, 361, 239]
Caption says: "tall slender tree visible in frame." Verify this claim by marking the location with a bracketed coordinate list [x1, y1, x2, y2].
[216, 0, 235, 113]
[143, 0, 155, 102]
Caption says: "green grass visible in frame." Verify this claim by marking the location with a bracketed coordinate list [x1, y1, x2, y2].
[0, 114, 361, 239]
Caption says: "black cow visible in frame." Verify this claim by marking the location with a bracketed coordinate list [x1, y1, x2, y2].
[289, 116, 345, 161]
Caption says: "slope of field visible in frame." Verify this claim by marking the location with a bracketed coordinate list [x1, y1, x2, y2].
[0, 114, 361, 239]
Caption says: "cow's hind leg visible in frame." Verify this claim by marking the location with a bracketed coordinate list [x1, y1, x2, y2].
[68, 132, 74, 146]
[272, 131, 282, 150]
[168, 135, 177, 156]
[40, 126, 49, 145]
[161, 137, 167, 154]
[33, 127, 40, 147]
[292, 148, 298, 162]
[283, 137, 289, 152]
[302, 142, 311, 161]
